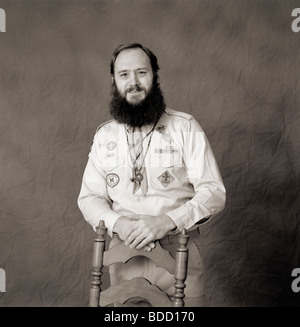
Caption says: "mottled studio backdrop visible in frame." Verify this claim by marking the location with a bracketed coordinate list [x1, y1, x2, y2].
[0, 0, 299, 307]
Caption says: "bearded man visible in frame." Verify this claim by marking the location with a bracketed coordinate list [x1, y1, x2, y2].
[78, 43, 226, 306]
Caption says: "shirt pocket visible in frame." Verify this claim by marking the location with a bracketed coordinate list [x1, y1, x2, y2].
[149, 153, 185, 190]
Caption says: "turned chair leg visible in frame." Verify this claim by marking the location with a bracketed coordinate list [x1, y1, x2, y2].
[173, 228, 190, 307]
[89, 220, 107, 307]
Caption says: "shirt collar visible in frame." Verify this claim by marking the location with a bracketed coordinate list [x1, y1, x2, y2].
[155, 110, 168, 133]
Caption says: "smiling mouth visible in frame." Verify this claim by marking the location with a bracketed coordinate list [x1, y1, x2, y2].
[129, 90, 143, 94]
[127, 87, 144, 94]
[126, 89, 145, 103]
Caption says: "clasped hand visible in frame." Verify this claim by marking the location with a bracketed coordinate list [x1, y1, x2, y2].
[113, 214, 176, 252]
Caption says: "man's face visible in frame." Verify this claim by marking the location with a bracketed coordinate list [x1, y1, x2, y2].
[113, 48, 154, 105]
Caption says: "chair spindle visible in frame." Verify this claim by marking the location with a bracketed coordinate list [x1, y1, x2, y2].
[89, 220, 107, 307]
[173, 228, 189, 307]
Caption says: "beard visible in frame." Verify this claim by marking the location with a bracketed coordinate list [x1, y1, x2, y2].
[109, 80, 166, 128]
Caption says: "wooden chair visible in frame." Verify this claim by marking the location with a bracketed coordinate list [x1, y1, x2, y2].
[89, 220, 190, 307]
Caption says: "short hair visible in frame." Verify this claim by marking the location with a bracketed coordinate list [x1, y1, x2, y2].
[110, 43, 160, 77]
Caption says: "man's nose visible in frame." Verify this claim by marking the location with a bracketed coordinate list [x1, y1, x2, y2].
[128, 73, 139, 86]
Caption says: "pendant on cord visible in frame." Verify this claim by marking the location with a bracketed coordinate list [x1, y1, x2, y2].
[130, 167, 144, 183]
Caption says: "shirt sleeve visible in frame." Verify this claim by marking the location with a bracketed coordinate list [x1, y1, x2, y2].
[77, 133, 123, 236]
[165, 118, 226, 231]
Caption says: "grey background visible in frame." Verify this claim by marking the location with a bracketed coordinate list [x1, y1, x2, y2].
[0, 0, 299, 306]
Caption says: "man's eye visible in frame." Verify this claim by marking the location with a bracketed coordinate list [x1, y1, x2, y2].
[138, 71, 146, 76]
[120, 73, 127, 78]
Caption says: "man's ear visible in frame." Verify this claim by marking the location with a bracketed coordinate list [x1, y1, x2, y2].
[111, 76, 114, 84]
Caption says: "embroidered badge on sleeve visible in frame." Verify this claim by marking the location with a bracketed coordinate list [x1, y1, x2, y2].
[106, 173, 120, 187]
[106, 141, 117, 150]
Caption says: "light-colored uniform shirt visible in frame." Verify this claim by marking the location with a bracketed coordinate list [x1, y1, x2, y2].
[78, 108, 226, 236]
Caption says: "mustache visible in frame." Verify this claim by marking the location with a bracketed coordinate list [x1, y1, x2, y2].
[126, 85, 144, 93]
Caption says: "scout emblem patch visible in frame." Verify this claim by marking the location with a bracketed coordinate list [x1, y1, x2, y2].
[158, 170, 174, 187]
[106, 173, 119, 187]
[106, 141, 117, 150]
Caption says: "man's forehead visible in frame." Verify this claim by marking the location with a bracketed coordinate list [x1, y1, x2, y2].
[114, 48, 151, 71]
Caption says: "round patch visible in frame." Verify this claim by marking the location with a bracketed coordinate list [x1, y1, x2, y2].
[106, 173, 120, 188]
[106, 141, 117, 150]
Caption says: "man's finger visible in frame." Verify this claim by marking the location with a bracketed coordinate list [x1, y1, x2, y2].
[124, 227, 140, 246]
[149, 242, 156, 249]
[128, 234, 145, 249]
[135, 236, 154, 250]
[142, 245, 152, 252]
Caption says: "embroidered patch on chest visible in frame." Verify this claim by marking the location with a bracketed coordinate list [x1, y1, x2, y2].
[157, 170, 174, 188]
[106, 141, 117, 150]
[106, 173, 119, 187]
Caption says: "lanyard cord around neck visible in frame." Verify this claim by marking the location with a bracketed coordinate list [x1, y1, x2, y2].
[125, 122, 157, 170]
